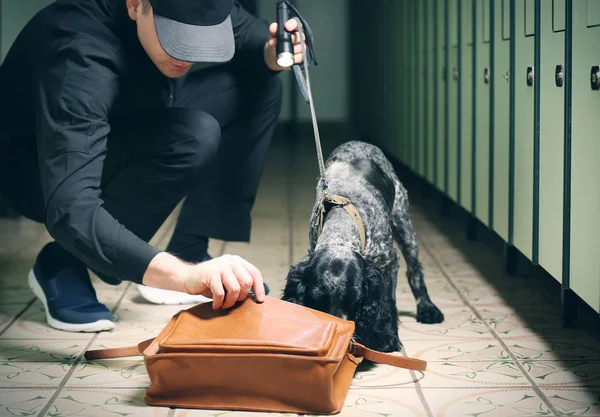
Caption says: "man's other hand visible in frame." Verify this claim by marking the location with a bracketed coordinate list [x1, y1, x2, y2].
[264, 18, 306, 71]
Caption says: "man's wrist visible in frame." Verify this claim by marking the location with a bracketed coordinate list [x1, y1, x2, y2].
[142, 252, 189, 293]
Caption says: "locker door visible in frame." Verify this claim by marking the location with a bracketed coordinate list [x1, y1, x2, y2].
[537, 0, 565, 281]
[474, 0, 491, 224]
[435, 0, 447, 191]
[427, 3, 437, 183]
[417, 0, 428, 178]
[570, 0, 600, 312]
[447, 0, 460, 202]
[459, 0, 474, 211]
[491, 0, 511, 241]
[409, 0, 418, 171]
[512, 0, 535, 260]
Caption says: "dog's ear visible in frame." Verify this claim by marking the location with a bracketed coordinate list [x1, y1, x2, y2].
[281, 255, 315, 305]
[354, 259, 402, 353]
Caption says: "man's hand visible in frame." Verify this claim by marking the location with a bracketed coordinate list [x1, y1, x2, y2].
[184, 255, 265, 310]
[264, 18, 306, 71]
[142, 252, 266, 310]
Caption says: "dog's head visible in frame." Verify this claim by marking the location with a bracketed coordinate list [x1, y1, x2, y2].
[282, 248, 401, 354]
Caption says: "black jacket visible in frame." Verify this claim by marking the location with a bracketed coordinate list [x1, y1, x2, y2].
[0, 0, 273, 283]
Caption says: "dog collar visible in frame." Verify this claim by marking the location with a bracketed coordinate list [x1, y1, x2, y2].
[315, 193, 366, 255]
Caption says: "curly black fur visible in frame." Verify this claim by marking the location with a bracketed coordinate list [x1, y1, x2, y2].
[282, 141, 444, 363]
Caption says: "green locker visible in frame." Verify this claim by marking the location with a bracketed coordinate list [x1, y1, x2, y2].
[569, 0, 600, 312]
[491, 0, 511, 241]
[474, 0, 491, 225]
[427, 3, 437, 183]
[512, 0, 535, 261]
[459, 0, 474, 211]
[418, 0, 427, 178]
[447, 0, 460, 201]
[537, 0, 564, 280]
[409, 0, 418, 171]
[436, 0, 447, 191]
[402, 0, 411, 166]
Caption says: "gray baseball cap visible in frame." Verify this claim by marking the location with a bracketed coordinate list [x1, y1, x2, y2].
[148, 0, 235, 63]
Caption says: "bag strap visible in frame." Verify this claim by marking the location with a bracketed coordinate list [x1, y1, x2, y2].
[83, 339, 428, 372]
[351, 342, 427, 372]
[84, 338, 154, 360]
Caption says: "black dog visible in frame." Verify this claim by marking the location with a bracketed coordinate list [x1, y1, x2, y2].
[282, 141, 444, 357]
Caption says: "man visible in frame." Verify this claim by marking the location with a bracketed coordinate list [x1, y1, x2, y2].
[0, 0, 305, 332]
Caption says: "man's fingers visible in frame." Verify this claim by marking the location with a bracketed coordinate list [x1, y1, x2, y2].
[285, 18, 298, 32]
[294, 43, 308, 54]
[209, 276, 225, 310]
[269, 22, 278, 36]
[221, 268, 240, 309]
[231, 260, 253, 302]
[238, 258, 265, 302]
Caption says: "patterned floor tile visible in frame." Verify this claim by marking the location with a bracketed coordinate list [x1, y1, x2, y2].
[404, 338, 600, 363]
[0, 304, 30, 335]
[542, 388, 600, 415]
[476, 305, 589, 340]
[0, 339, 88, 362]
[523, 360, 600, 388]
[0, 388, 55, 416]
[0, 288, 35, 305]
[417, 360, 532, 388]
[172, 388, 426, 417]
[422, 387, 559, 417]
[398, 306, 494, 341]
[0, 361, 70, 388]
[45, 388, 170, 416]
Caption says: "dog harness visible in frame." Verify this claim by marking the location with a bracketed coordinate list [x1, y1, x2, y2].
[315, 193, 367, 255]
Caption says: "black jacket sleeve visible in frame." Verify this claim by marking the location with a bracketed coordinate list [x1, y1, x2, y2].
[35, 37, 161, 283]
[230, 1, 279, 75]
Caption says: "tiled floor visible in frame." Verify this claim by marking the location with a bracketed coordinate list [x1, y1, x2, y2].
[1, 128, 600, 416]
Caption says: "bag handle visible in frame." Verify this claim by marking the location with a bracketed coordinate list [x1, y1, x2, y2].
[350, 341, 427, 372]
[84, 338, 154, 360]
[84, 339, 427, 372]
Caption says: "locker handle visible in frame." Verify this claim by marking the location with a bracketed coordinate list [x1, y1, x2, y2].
[484, 68, 490, 84]
[591, 66, 600, 91]
[555, 65, 564, 88]
[526, 67, 534, 87]
[503, 70, 509, 83]
[452, 68, 459, 82]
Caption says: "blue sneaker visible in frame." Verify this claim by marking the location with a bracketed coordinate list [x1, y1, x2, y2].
[28, 245, 114, 332]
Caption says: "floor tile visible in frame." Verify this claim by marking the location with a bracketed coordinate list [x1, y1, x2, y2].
[417, 360, 532, 388]
[0, 361, 70, 388]
[0, 339, 88, 362]
[0, 388, 55, 416]
[542, 388, 600, 415]
[45, 388, 170, 416]
[0, 304, 30, 335]
[404, 338, 600, 364]
[422, 387, 558, 417]
[172, 387, 426, 417]
[398, 306, 494, 341]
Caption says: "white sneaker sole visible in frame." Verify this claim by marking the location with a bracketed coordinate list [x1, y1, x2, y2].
[28, 269, 115, 333]
[136, 284, 212, 305]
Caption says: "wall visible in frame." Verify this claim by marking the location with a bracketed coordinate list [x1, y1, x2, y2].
[0, 0, 55, 62]
[257, 0, 348, 122]
[349, 0, 599, 323]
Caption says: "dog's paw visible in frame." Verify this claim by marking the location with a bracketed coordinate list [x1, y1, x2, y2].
[417, 302, 444, 324]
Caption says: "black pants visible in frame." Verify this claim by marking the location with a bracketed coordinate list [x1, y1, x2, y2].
[0, 64, 282, 282]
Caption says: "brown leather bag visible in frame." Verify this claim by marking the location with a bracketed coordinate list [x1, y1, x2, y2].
[84, 296, 427, 415]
